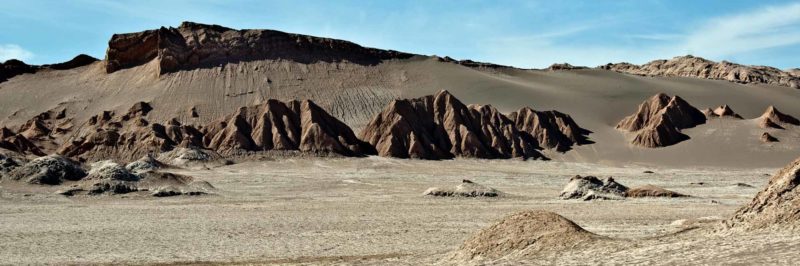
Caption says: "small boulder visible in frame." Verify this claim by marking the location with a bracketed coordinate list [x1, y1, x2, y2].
[559, 175, 628, 200]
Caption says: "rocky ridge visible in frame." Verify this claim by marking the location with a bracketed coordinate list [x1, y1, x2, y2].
[105, 21, 416, 75]
[359, 90, 591, 159]
[601, 55, 800, 89]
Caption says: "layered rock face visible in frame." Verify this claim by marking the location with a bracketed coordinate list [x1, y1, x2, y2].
[601, 55, 800, 88]
[509, 108, 593, 152]
[726, 157, 800, 230]
[0, 127, 44, 155]
[203, 99, 374, 156]
[106, 21, 415, 74]
[616, 93, 706, 147]
[359, 90, 564, 160]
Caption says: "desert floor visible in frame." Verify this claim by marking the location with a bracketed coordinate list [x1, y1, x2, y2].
[1, 157, 796, 265]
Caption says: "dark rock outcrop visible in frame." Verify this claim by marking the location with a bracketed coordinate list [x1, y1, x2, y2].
[42, 54, 99, 70]
[624, 185, 689, 198]
[616, 93, 706, 148]
[0, 127, 44, 155]
[601, 55, 800, 89]
[0, 59, 37, 82]
[547, 63, 588, 71]
[106, 21, 415, 74]
[202, 99, 374, 156]
[359, 90, 548, 160]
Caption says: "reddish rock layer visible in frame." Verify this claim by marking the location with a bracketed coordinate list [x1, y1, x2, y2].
[758, 106, 800, 127]
[509, 108, 593, 152]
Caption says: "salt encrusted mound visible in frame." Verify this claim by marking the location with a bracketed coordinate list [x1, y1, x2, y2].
[0, 152, 24, 178]
[711, 105, 743, 119]
[452, 210, 598, 262]
[424, 179, 501, 197]
[760, 132, 779, 143]
[616, 93, 706, 147]
[6, 155, 86, 185]
[509, 107, 593, 152]
[559, 175, 628, 200]
[105, 21, 415, 74]
[726, 157, 800, 230]
[203, 99, 374, 156]
[624, 185, 689, 198]
[601, 55, 800, 88]
[758, 106, 800, 127]
[125, 154, 167, 174]
[360, 90, 590, 159]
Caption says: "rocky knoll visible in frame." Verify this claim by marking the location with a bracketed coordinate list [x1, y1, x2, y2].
[203, 99, 374, 156]
[616, 93, 706, 147]
[601, 55, 800, 88]
[106, 21, 415, 74]
[757, 106, 799, 129]
[0, 55, 98, 83]
[509, 108, 593, 152]
[726, 156, 800, 230]
[359, 90, 552, 159]
[709, 105, 743, 119]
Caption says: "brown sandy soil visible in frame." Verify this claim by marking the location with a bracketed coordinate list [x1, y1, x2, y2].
[0, 157, 785, 265]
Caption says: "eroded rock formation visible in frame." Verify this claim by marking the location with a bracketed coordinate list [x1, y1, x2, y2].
[758, 106, 799, 128]
[106, 21, 415, 74]
[58, 102, 205, 162]
[509, 108, 593, 152]
[359, 90, 553, 159]
[760, 132, 779, 143]
[559, 175, 628, 200]
[203, 99, 374, 156]
[601, 55, 800, 88]
[726, 156, 800, 230]
[616, 93, 706, 147]
[424, 179, 501, 197]
[1, 55, 98, 83]
[710, 105, 743, 119]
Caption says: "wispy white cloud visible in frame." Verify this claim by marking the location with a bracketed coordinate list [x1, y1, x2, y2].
[0, 44, 34, 62]
[681, 2, 800, 58]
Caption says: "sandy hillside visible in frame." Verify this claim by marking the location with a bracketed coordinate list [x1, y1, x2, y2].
[2, 55, 800, 167]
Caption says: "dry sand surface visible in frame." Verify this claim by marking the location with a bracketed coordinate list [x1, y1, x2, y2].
[1, 156, 793, 265]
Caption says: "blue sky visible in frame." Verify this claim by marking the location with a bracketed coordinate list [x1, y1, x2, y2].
[1, 0, 799, 69]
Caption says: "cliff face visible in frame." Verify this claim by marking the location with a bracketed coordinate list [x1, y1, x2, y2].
[105, 21, 416, 74]
[601, 55, 800, 89]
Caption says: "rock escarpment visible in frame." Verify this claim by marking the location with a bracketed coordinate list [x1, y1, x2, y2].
[106, 21, 415, 74]
[203, 99, 374, 156]
[359, 90, 589, 160]
[726, 157, 800, 230]
[616, 93, 706, 147]
[601, 55, 800, 89]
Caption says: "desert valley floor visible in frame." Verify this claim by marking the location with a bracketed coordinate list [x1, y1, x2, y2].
[2, 157, 796, 265]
